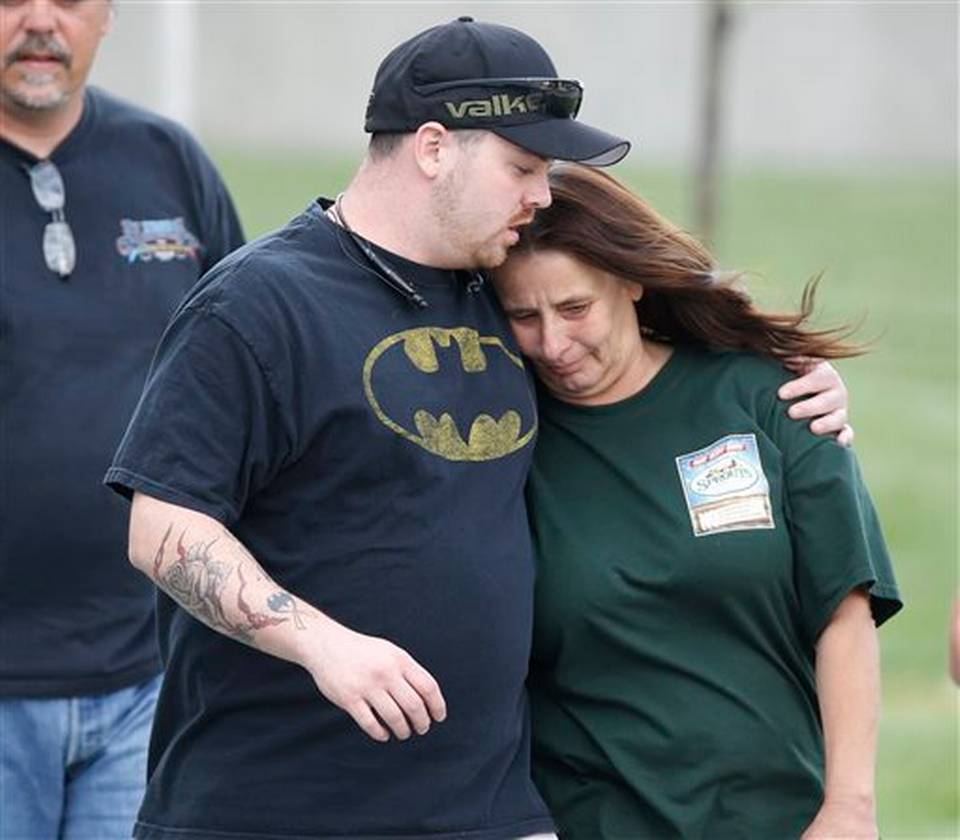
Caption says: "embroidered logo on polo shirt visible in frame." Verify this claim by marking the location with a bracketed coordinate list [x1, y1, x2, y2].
[116, 218, 200, 264]
[675, 433, 775, 537]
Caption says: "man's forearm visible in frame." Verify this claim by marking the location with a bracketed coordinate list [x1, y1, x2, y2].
[141, 517, 308, 649]
[131, 492, 322, 658]
[127, 492, 447, 742]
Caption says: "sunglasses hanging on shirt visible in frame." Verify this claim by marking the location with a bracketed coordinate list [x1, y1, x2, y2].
[27, 160, 76, 279]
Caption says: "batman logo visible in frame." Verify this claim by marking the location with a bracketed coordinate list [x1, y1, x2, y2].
[362, 326, 537, 462]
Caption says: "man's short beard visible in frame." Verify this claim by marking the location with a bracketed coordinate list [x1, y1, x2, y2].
[1, 80, 71, 111]
[430, 167, 511, 270]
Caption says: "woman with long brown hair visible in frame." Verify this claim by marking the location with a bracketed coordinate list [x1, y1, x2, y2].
[492, 163, 902, 839]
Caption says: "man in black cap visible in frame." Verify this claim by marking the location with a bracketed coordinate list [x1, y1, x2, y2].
[105, 17, 847, 840]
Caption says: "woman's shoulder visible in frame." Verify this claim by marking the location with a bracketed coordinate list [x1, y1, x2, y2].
[678, 344, 791, 393]
[672, 345, 801, 445]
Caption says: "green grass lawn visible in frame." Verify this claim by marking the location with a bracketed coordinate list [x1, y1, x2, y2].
[216, 150, 958, 838]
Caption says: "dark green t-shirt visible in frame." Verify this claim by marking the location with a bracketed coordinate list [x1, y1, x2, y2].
[526, 344, 901, 840]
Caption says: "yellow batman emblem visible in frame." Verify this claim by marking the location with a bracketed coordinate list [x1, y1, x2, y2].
[362, 326, 536, 462]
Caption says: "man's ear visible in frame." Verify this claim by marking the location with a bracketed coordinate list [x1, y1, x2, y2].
[412, 122, 453, 180]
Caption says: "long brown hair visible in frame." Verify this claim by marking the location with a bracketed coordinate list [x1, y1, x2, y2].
[514, 163, 862, 361]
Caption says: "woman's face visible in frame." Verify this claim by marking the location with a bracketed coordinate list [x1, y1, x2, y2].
[493, 249, 648, 406]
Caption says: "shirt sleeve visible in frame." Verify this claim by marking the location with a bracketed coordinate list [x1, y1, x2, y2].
[178, 128, 245, 272]
[198, 156, 244, 271]
[105, 299, 290, 526]
[763, 386, 902, 643]
[198, 169, 245, 273]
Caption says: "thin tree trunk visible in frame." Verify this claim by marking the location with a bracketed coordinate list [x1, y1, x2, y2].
[695, 0, 734, 245]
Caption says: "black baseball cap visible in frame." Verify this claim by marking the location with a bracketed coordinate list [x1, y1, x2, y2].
[364, 16, 631, 166]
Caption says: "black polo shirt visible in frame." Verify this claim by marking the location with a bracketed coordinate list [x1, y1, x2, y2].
[0, 87, 244, 697]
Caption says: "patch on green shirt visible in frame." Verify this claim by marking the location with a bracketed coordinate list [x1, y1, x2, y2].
[676, 432, 775, 536]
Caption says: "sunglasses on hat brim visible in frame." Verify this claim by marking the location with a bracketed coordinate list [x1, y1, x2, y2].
[415, 77, 583, 120]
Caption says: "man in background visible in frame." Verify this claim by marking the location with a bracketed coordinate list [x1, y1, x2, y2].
[0, 1, 243, 837]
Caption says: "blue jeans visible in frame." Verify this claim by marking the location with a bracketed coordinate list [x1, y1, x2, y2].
[0, 674, 160, 840]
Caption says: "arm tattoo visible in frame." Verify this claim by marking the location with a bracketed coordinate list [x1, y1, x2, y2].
[236, 567, 287, 630]
[151, 527, 289, 645]
[153, 524, 173, 579]
[168, 533, 245, 639]
[267, 592, 307, 629]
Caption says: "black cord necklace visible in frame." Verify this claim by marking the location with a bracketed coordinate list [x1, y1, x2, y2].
[331, 194, 429, 309]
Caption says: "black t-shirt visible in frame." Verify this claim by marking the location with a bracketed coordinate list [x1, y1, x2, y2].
[0, 87, 244, 697]
[106, 203, 553, 839]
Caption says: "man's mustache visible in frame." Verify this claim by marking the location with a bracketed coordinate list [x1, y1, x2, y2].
[6, 34, 72, 69]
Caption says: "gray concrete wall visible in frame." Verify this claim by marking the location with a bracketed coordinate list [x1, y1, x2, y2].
[90, 1, 956, 167]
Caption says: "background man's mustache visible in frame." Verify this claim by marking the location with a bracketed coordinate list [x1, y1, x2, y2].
[7, 35, 72, 69]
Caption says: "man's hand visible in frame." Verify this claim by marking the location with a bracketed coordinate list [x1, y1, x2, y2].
[778, 359, 854, 446]
[801, 795, 878, 839]
[302, 621, 447, 743]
